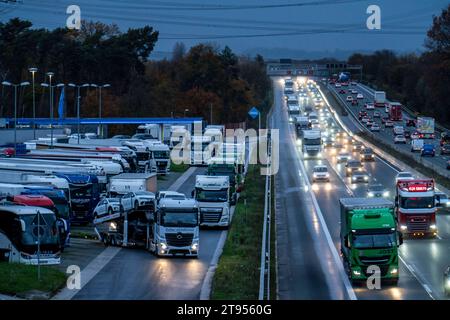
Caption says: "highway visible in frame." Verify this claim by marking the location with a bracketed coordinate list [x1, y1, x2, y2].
[72, 167, 225, 300]
[273, 76, 450, 300]
[327, 81, 449, 174]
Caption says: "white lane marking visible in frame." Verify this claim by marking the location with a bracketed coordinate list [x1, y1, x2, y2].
[168, 166, 197, 192]
[398, 255, 435, 300]
[53, 246, 122, 300]
[200, 228, 229, 300]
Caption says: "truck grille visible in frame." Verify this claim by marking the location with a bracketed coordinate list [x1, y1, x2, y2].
[200, 210, 222, 224]
[137, 152, 148, 161]
[406, 216, 430, 232]
[166, 233, 194, 247]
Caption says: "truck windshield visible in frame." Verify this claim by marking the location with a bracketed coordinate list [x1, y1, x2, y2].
[21, 213, 59, 247]
[304, 138, 321, 145]
[70, 185, 92, 198]
[400, 196, 434, 209]
[161, 211, 198, 227]
[153, 151, 170, 159]
[196, 188, 228, 202]
[352, 232, 396, 249]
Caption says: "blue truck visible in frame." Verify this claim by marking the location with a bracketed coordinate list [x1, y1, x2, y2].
[55, 173, 101, 224]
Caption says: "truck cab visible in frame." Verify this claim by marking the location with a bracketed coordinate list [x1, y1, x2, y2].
[340, 198, 402, 285]
[302, 130, 322, 159]
[145, 142, 171, 174]
[194, 175, 231, 227]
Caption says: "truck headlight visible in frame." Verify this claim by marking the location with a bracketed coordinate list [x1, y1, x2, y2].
[352, 270, 361, 276]
[368, 192, 374, 197]
[160, 242, 167, 250]
[109, 222, 117, 231]
[446, 279, 450, 288]
[390, 268, 398, 275]
[191, 243, 198, 251]
[430, 224, 437, 230]
[400, 225, 407, 231]
[383, 191, 389, 197]
[364, 176, 368, 180]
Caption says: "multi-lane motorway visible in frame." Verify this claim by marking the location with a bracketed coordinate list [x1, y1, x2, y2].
[273, 76, 450, 300]
[328, 82, 449, 173]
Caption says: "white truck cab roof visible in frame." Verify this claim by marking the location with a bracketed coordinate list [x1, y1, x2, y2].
[159, 198, 197, 210]
[195, 175, 230, 189]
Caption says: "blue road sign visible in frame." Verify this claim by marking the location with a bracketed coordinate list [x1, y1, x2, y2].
[248, 107, 260, 119]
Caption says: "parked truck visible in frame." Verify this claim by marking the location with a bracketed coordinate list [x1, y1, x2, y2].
[109, 173, 157, 196]
[94, 197, 199, 257]
[374, 91, 386, 108]
[416, 117, 435, 139]
[340, 198, 402, 285]
[194, 175, 231, 227]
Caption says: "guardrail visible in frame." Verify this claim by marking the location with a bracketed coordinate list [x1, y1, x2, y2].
[258, 131, 272, 300]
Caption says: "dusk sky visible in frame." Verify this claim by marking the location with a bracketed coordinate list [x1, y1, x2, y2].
[1, 0, 448, 59]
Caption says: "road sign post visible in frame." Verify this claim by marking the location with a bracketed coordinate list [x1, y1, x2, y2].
[248, 106, 260, 132]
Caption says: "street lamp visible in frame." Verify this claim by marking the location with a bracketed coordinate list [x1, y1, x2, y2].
[1, 81, 30, 155]
[41, 74, 64, 148]
[28, 67, 38, 139]
[90, 83, 110, 138]
[68, 83, 90, 144]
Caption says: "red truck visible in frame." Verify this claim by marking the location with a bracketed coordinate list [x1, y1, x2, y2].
[389, 102, 402, 121]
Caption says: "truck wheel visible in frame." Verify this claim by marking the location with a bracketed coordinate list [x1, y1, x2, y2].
[102, 234, 109, 247]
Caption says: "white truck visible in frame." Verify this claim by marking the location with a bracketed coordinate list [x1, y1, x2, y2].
[169, 125, 189, 149]
[374, 91, 386, 107]
[109, 173, 157, 196]
[416, 117, 435, 139]
[94, 197, 199, 257]
[194, 175, 231, 227]
[302, 129, 322, 159]
[190, 135, 213, 166]
[144, 141, 171, 175]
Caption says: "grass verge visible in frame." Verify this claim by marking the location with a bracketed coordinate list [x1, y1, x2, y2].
[0, 262, 67, 297]
[170, 162, 190, 173]
[211, 165, 267, 300]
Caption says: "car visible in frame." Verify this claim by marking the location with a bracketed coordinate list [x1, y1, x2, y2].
[120, 191, 156, 211]
[410, 131, 421, 139]
[351, 81, 357, 85]
[367, 184, 390, 198]
[351, 170, 369, 183]
[345, 160, 363, 177]
[358, 111, 368, 120]
[323, 138, 334, 148]
[395, 172, 414, 183]
[385, 105, 390, 113]
[356, 93, 364, 99]
[411, 138, 424, 152]
[361, 116, 370, 124]
[421, 144, 435, 157]
[373, 111, 381, 118]
[444, 266, 450, 296]
[132, 133, 157, 140]
[339, 89, 346, 94]
[366, 120, 374, 127]
[346, 96, 353, 102]
[312, 165, 330, 182]
[360, 147, 375, 161]
[406, 119, 416, 127]
[385, 120, 394, 128]
[440, 143, 450, 155]
[435, 192, 449, 212]
[156, 190, 186, 205]
[337, 152, 351, 163]
[370, 123, 380, 132]
[381, 117, 389, 124]
[351, 99, 358, 106]
[352, 141, 364, 152]
[93, 198, 125, 218]
[394, 135, 407, 144]
[365, 103, 375, 110]
[335, 83, 342, 88]
[333, 141, 344, 150]
[112, 135, 132, 139]
[350, 89, 358, 94]
[404, 130, 411, 139]
[393, 126, 405, 135]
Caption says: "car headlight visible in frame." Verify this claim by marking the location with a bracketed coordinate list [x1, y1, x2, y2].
[383, 191, 389, 197]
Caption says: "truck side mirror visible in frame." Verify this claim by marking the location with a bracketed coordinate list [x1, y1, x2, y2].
[20, 219, 26, 232]
[344, 235, 350, 248]
[397, 232, 403, 246]
[191, 190, 195, 197]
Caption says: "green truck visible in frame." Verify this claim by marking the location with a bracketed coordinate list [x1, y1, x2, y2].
[339, 198, 403, 285]
[207, 162, 242, 205]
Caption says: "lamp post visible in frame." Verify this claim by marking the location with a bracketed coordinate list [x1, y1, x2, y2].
[41, 74, 64, 149]
[90, 83, 110, 138]
[28, 67, 38, 139]
[68, 83, 90, 144]
[1, 81, 30, 155]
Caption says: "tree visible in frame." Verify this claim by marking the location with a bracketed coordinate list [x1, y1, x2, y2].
[425, 4, 450, 54]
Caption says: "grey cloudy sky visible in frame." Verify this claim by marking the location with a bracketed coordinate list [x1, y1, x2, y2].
[0, 0, 448, 58]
